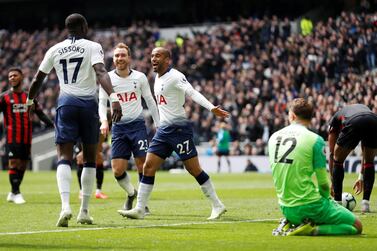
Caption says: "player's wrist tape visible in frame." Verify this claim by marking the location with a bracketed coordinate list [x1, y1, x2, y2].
[26, 98, 34, 106]
[110, 93, 118, 103]
[358, 173, 364, 181]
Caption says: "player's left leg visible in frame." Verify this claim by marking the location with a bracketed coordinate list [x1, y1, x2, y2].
[360, 146, 377, 212]
[284, 198, 362, 236]
[225, 153, 231, 173]
[95, 152, 108, 199]
[7, 158, 26, 204]
[314, 200, 362, 235]
[217, 153, 221, 173]
[134, 156, 150, 214]
[118, 152, 164, 219]
[76, 151, 84, 199]
[78, 143, 97, 224]
[183, 156, 227, 220]
[333, 144, 353, 202]
[112, 158, 136, 208]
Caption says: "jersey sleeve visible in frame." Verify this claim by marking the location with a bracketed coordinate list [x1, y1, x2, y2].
[328, 111, 341, 133]
[312, 136, 326, 169]
[140, 74, 160, 127]
[176, 73, 215, 111]
[90, 43, 105, 66]
[175, 73, 192, 93]
[98, 86, 109, 121]
[39, 47, 54, 74]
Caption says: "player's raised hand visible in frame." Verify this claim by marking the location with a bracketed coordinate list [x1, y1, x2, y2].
[111, 101, 122, 122]
[100, 120, 109, 137]
[211, 106, 230, 118]
[353, 179, 364, 195]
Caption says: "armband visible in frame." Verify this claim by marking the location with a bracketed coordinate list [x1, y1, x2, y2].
[109, 93, 119, 103]
[358, 173, 364, 181]
[26, 98, 34, 106]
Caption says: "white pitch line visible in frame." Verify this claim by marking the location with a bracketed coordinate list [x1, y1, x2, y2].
[0, 218, 278, 236]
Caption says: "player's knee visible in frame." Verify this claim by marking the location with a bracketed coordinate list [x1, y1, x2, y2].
[135, 163, 143, 173]
[9, 159, 21, 168]
[112, 165, 124, 177]
[354, 218, 363, 234]
[143, 160, 157, 173]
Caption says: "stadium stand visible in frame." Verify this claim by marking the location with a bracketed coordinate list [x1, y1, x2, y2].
[1, 10, 377, 166]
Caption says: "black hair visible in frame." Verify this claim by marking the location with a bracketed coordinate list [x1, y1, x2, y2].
[8, 67, 23, 75]
[65, 13, 87, 33]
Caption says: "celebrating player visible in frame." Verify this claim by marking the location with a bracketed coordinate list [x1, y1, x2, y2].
[26, 13, 122, 227]
[99, 43, 160, 211]
[1, 67, 53, 204]
[328, 104, 377, 213]
[268, 98, 362, 236]
[118, 47, 229, 220]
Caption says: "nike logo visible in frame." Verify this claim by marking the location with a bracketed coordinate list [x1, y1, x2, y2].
[186, 150, 193, 155]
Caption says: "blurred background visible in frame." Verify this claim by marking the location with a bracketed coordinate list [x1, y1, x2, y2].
[0, 0, 376, 172]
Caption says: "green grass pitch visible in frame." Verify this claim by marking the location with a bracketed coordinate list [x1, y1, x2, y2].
[0, 170, 376, 250]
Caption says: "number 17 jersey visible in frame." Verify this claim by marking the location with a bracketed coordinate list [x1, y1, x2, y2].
[268, 123, 326, 207]
[38, 37, 104, 99]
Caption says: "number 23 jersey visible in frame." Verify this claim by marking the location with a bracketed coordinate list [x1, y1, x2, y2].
[38, 37, 104, 98]
[268, 123, 326, 207]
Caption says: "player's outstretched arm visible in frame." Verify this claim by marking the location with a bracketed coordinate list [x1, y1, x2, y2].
[185, 86, 229, 118]
[93, 63, 122, 122]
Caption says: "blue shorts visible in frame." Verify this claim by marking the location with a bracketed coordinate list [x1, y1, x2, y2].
[148, 123, 198, 161]
[55, 104, 99, 144]
[111, 120, 148, 160]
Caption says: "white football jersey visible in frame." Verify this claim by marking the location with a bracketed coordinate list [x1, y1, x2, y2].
[153, 68, 200, 125]
[99, 69, 160, 125]
[39, 37, 104, 97]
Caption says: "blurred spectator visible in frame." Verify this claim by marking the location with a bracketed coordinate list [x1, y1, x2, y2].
[244, 159, 258, 172]
[1, 11, 377, 160]
[216, 121, 231, 173]
[300, 16, 313, 36]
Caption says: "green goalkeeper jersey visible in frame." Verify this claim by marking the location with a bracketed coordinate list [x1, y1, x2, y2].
[268, 123, 326, 207]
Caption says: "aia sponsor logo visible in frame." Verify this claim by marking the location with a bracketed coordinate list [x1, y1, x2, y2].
[156, 95, 167, 105]
[117, 92, 137, 102]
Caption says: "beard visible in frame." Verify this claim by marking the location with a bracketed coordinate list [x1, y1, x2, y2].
[11, 81, 21, 89]
[115, 62, 128, 71]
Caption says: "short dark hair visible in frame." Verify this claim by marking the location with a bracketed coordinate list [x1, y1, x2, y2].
[288, 98, 313, 120]
[8, 67, 23, 75]
[65, 13, 87, 32]
[115, 43, 131, 57]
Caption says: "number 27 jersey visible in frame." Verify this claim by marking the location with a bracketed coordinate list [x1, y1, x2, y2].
[268, 123, 326, 207]
[39, 37, 104, 97]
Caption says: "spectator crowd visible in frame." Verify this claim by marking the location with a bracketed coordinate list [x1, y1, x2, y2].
[1, 10, 377, 160]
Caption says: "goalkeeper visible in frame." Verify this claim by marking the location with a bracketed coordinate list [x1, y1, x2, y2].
[268, 98, 362, 236]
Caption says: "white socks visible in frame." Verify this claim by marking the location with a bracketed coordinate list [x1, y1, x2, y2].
[80, 168, 96, 211]
[116, 173, 135, 196]
[135, 182, 154, 210]
[200, 179, 223, 207]
[56, 164, 72, 211]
